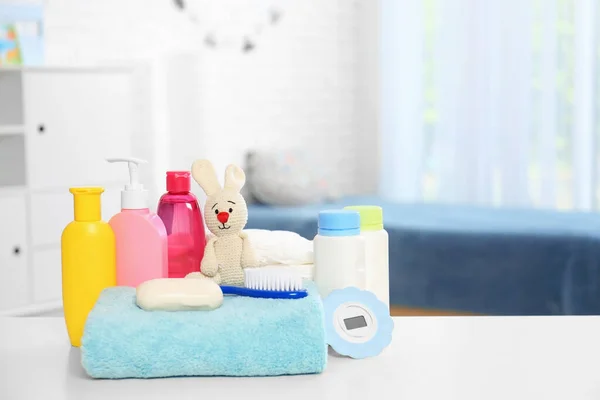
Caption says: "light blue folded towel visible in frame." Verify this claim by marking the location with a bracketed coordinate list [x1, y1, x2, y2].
[81, 281, 327, 378]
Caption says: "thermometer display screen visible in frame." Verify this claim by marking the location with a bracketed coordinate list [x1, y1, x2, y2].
[343, 315, 367, 330]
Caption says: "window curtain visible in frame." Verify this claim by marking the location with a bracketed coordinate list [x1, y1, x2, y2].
[380, 0, 599, 211]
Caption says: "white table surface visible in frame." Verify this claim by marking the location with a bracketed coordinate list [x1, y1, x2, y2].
[1, 316, 599, 400]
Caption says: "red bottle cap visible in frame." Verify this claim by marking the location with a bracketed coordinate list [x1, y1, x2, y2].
[166, 171, 191, 193]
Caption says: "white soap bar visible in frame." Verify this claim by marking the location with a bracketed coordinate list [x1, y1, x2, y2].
[136, 278, 223, 311]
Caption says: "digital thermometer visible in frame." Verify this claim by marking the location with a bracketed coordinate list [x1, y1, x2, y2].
[323, 287, 393, 359]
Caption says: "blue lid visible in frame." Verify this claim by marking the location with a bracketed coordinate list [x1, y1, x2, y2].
[318, 210, 360, 236]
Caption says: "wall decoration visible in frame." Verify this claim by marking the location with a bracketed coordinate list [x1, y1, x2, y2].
[173, 0, 186, 10]
[172, 0, 283, 53]
[0, 1, 44, 66]
[0, 25, 21, 65]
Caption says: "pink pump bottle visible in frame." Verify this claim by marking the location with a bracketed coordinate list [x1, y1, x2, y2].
[157, 171, 206, 278]
[106, 157, 168, 287]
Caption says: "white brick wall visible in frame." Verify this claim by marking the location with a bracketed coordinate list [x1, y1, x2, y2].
[42, 0, 378, 198]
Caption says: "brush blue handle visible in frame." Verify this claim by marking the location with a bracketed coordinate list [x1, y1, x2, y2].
[220, 286, 308, 299]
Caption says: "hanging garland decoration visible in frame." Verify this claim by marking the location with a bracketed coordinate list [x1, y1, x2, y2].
[172, 0, 283, 53]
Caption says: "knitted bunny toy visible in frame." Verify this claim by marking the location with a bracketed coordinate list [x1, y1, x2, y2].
[186, 159, 257, 286]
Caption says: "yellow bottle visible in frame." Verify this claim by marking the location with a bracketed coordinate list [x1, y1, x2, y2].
[61, 187, 116, 347]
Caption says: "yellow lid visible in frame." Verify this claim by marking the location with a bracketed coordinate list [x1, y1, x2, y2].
[343, 205, 383, 231]
[70, 187, 104, 222]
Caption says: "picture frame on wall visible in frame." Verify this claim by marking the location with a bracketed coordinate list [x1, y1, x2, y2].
[0, 1, 44, 66]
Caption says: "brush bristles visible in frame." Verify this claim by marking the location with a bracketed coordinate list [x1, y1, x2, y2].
[244, 267, 304, 291]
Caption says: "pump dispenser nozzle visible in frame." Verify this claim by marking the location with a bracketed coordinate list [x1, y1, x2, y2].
[106, 157, 149, 210]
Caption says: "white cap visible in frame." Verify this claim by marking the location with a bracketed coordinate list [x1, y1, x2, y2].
[106, 157, 148, 209]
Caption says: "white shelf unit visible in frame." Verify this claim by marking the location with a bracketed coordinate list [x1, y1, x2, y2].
[0, 67, 136, 315]
[0, 125, 24, 136]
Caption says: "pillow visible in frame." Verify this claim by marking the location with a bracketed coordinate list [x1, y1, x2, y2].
[245, 148, 340, 206]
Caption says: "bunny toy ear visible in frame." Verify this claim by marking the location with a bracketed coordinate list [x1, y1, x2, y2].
[224, 164, 246, 192]
[191, 159, 221, 196]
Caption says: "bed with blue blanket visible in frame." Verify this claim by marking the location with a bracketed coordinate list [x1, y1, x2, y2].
[247, 196, 600, 315]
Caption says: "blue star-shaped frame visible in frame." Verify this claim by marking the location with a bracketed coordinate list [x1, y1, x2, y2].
[323, 287, 394, 359]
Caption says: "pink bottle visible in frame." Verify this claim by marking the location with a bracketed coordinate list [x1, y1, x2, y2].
[107, 157, 168, 287]
[157, 171, 206, 278]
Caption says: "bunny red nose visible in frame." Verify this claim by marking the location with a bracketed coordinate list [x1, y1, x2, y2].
[217, 212, 229, 224]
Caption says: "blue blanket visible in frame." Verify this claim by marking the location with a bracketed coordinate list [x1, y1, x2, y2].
[81, 282, 327, 378]
[247, 196, 600, 315]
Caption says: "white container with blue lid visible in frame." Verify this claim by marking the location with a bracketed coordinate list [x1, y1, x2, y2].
[313, 210, 366, 299]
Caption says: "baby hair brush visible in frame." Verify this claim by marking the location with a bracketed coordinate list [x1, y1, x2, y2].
[136, 268, 307, 312]
[220, 267, 308, 299]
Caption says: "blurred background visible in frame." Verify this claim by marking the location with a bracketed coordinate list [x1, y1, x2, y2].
[1, 0, 600, 317]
